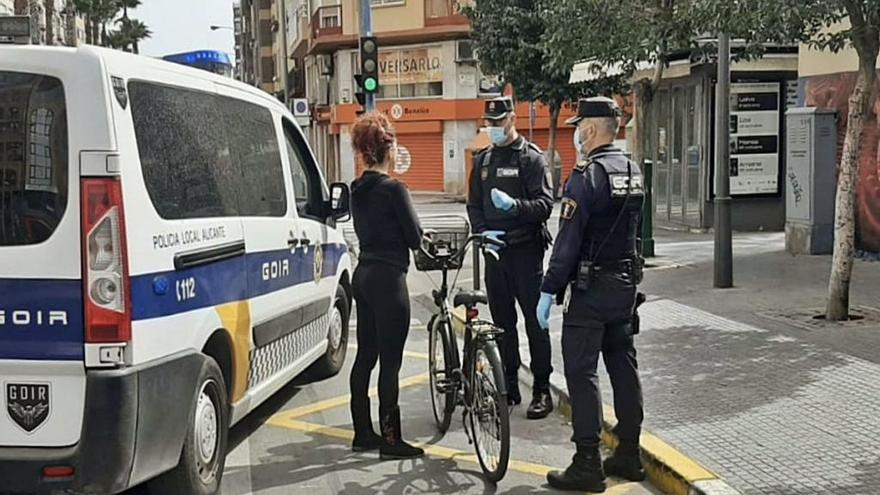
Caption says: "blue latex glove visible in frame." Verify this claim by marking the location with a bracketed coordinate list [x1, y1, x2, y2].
[490, 188, 517, 212]
[537, 292, 554, 330]
[483, 230, 506, 254]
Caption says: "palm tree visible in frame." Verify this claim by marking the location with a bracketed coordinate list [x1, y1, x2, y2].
[116, 0, 140, 20]
[93, 0, 120, 46]
[117, 17, 150, 53]
[106, 29, 130, 51]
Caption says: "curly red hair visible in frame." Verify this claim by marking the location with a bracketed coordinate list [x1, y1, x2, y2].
[351, 111, 396, 169]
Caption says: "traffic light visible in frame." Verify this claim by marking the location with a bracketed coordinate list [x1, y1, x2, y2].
[353, 74, 367, 115]
[359, 36, 379, 94]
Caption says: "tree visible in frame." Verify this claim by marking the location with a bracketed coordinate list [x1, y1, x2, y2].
[783, 2, 880, 320]
[544, 0, 797, 171]
[463, 0, 624, 195]
[116, 0, 140, 20]
[116, 17, 150, 53]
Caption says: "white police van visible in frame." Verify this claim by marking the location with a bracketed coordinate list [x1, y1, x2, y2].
[0, 45, 354, 494]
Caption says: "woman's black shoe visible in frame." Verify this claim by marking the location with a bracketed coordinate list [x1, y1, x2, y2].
[352, 430, 383, 452]
[379, 407, 425, 460]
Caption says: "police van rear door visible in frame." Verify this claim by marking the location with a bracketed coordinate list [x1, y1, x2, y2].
[0, 47, 114, 447]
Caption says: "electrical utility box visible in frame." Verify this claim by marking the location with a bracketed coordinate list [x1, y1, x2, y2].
[784, 107, 837, 255]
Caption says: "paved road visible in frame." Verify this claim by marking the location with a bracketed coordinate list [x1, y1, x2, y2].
[215, 317, 658, 494]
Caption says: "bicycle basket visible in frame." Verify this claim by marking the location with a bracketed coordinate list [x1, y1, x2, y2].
[414, 214, 471, 272]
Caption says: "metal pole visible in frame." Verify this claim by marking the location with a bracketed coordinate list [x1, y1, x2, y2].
[641, 159, 655, 257]
[360, 0, 375, 111]
[473, 241, 482, 291]
[279, 0, 290, 108]
[714, 32, 733, 288]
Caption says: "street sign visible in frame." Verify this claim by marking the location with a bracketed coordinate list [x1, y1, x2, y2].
[0, 16, 30, 44]
[395, 145, 412, 175]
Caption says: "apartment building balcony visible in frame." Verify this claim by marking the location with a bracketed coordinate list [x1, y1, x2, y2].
[312, 5, 343, 39]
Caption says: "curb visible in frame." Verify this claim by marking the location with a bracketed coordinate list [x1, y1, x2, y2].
[518, 366, 742, 495]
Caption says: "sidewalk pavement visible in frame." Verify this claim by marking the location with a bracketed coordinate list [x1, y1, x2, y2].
[514, 232, 880, 495]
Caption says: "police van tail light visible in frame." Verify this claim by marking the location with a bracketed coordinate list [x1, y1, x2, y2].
[81, 178, 131, 343]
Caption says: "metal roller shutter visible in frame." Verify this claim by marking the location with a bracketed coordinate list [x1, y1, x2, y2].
[356, 132, 444, 192]
[528, 130, 578, 185]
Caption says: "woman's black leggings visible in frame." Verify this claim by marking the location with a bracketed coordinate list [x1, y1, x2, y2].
[350, 261, 411, 421]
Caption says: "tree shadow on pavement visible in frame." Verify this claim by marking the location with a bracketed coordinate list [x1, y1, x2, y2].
[223, 428, 564, 495]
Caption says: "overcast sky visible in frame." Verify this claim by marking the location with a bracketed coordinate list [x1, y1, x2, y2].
[131, 0, 236, 61]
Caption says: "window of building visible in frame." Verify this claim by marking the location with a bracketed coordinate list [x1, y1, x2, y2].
[129, 81, 287, 220]
[371, 0, 405, 6]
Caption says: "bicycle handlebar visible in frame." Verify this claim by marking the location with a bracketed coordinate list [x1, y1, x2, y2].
[419, 233, 501, 267]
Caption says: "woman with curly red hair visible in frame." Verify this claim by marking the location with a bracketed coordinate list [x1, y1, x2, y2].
[348, 111, 424, 459]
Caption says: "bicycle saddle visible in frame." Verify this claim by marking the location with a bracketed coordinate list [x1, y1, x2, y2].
[454, 290, 488, 308]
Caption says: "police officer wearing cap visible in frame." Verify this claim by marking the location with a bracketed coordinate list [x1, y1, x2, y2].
[466, 96, 555, 419]
[537, 97, 646, 492]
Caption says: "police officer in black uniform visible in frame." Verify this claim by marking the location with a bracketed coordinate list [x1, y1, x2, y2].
[467, 96, 555, 419]
[537, 97, 646, 492]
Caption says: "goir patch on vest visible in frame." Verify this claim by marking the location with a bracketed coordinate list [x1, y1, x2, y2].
[496, 167, 520, 178]
[610, 174, 644, 197]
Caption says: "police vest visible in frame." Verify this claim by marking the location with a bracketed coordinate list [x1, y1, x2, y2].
[477, 140, 542, 228]
[582, 150, 645, 264]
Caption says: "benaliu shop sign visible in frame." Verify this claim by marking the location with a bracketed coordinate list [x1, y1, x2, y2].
[379, 47, 443, 85]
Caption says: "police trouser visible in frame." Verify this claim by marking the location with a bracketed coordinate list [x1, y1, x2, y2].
[484, 243, 553, 396]
[562, 272, 643, 449]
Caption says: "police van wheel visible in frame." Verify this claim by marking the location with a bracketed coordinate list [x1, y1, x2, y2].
[309, 285, 350, 380]
[149, 358, 229, 495]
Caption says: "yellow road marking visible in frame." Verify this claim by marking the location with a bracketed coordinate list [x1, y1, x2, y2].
[272, 374, 429, 420]
[266, 416, 645, 493]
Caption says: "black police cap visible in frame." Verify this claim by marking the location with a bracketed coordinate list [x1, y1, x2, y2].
[483, 97, 515, 120]
[565, 97, 622, 126]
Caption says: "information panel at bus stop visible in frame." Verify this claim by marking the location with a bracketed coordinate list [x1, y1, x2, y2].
[727, 82, 781, 196]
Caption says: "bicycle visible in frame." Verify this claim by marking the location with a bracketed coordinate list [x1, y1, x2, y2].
[416, 230, 510, 483]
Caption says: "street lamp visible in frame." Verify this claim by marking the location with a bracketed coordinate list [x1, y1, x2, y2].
[210, 25, 233, 31]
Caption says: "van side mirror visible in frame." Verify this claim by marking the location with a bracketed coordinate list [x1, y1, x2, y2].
[329, 182, 351, 222]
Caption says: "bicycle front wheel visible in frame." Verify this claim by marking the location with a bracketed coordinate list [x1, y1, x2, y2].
[428, 315, 455, 433]
[468, 338, 510, 483]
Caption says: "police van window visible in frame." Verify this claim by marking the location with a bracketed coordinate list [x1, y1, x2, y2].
[130, 82, 287, 219]
[282, 119, 324, 219]
[0, 72, 68, 246]
[130, 82, 240, 219]
[221, 97, 287, 217]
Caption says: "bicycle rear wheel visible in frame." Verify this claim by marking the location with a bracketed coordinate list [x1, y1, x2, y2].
[468, 338, 510, 483]
[428, 315, 455, 433]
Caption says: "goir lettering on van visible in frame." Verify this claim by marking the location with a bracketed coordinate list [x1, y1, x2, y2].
[0, 310, 69, 327]
[262, 259, 290, 281]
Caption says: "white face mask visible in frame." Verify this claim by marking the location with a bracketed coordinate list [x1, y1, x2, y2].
[488, 126, 508, 145]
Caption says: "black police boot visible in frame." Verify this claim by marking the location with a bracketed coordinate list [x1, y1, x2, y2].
[379, 407, 425, 460]
[547, 448, 606, 492]
[526, 389, 553, 420]
[603, 440, 646, 481]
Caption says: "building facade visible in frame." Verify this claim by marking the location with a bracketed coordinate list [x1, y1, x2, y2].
[10, 0, 84, 46]
[238, 0, 281, 96]
[239, 0, 582, 194]
[798, 22, 880, 253]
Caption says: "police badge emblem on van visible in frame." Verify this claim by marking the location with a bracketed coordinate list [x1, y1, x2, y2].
[6, 383, 50, 433]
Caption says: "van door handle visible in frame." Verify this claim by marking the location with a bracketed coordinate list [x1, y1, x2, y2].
[288, 238, 300, 248]
[299, 238, 312, 247]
